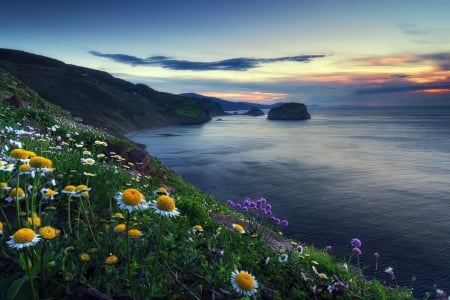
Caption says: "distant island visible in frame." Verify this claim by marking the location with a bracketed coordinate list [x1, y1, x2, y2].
[239, 107, 265, 116]
[267, 102, 311, 120]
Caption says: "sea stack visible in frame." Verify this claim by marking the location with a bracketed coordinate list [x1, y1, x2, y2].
[267, 102, 311, 120]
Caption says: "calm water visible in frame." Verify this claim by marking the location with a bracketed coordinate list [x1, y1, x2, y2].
[128, 106, 450, 297]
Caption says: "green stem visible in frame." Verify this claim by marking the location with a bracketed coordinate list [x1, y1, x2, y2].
[80, 198, 100, 248]
[14, 171, 22, 228]
[25, 248, 38, 300]
[40, 241, 46, 296]
[0, 204, 12, 231]
[126, 211, 136, 300]
[67, 195, 72, 234]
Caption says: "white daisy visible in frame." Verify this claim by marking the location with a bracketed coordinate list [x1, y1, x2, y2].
[116, 188, 149, 212]
[150, 195, 180, 218]
[7, 228, 41, 249]
[278, 253, 289, 263]
[230, 270, 259, 297]
[81, 158, 95, 165]
[40, 188, 58, 201]
[232, 223, 245, 234]
[5, 187, 26, 203]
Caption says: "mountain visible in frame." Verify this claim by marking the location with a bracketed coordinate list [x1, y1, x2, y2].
[0, 49, 212, 135]
[181, 92, 282, 111]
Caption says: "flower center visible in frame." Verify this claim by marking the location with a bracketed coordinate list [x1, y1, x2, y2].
[122, 189, 143, 205]
[76, 185, 88, 192]
[10, 149, 29, 159]
[10, 187, 25, 197]
[115, 224, 126, 232]
[39, 226, 60, 239]
[128, 229, 142, 238]
[19, 164, 31, 172]
[13, 228, 36, 243]
[233, 224, 245, 233]
[236, 272, 255, 291]
[156, 195, 175, 212]
[44, 189, 56, 197]
[64, 185, 76, 192]
[29, 156, 53, 168]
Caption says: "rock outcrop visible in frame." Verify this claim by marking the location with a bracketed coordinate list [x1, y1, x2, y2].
[267, 103, 311, 120]
[241, 107, 265, 116]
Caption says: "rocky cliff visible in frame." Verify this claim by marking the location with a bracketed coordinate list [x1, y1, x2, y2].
[267, 102, 311, 120]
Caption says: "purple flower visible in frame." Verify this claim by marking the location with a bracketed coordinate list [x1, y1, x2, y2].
[259, 197, 267, 206]
[256, 199, 263, 208]
[280, 219, 289, 227]
[265, 204, 272, 210]
[352, 247, 362, 256]
[249, 201, 257, 209]
[351, 238, 362, 248]
[242, 206, 249, 212]
[266, 210, 272, 216]
[235, 203, 241, 209]
[261, 208, 268, 215]
[243, 198, 251, 206]
[227, 200, 235, 207]
[271, 217, 281, 225]
[325, 245, 332, 253]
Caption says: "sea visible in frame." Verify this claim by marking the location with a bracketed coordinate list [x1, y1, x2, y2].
[128, 106, 450, 298]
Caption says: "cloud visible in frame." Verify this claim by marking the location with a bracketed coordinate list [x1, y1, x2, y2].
[354, 82, 450, 95]
[89, 50, 325, 71]
[419, 53, 450, 70]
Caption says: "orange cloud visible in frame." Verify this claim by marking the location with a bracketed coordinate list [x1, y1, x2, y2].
[414, 88, 450, 94]
[201, 91, 288, 103]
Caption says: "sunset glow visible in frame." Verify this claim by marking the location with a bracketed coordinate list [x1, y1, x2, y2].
[1, 0, 449, 106]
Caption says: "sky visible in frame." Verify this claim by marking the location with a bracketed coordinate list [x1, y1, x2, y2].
[1, 0, 450, 106]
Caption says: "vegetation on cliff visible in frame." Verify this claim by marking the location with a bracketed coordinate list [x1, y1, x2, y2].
[0, 49, 211, 136]
[0, 64, 415, 299]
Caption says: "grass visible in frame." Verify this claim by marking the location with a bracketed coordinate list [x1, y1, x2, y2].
[0, 76, 418, 299]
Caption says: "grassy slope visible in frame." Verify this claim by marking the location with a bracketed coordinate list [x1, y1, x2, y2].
[0, 48, 210, 136]
[0, 66, 415, 299]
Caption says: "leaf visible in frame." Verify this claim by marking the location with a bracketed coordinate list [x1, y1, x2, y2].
[7, 277, 28, 300]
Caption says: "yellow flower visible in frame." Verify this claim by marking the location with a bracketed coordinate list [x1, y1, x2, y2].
[26, 151, 37, 158]
[150, 195, 180, 217]
[94, 140, 108, 147]
[231, 270, 259, 296]
[29, 156, 53, 169]
[0, 182, 10, 190]
[116, 188, 148, 212]
[39, 226, 60, 240]
[114, 223, 127, 232]
[82, 150, 91, 156]
[10, 148, 29, 159]
[79, 252, 91, 262]
[7, 228, 41, 249]
[62, 185, 77, 194]
[81, 158, 95, 165]
[154, 187, 169, 196]
[27, 213, 42, 227]
[41, 188, 58, 200]
[193, 225, 204, 232]
[6, 187, 26, 202]
[232, 224, 245, 234]
[19, 164, 31, 172]
[0, 221, 3, 234]
[128, 229, 142, 238]
[113, 212, 124, 219]
[105, 254, 118, 265]
[75, 185, 90, 193]
[121, 189, 143, 205]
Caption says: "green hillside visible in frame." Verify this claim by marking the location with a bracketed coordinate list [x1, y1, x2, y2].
[0, 57, 415, 300]
[0, 48, 211, 136]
